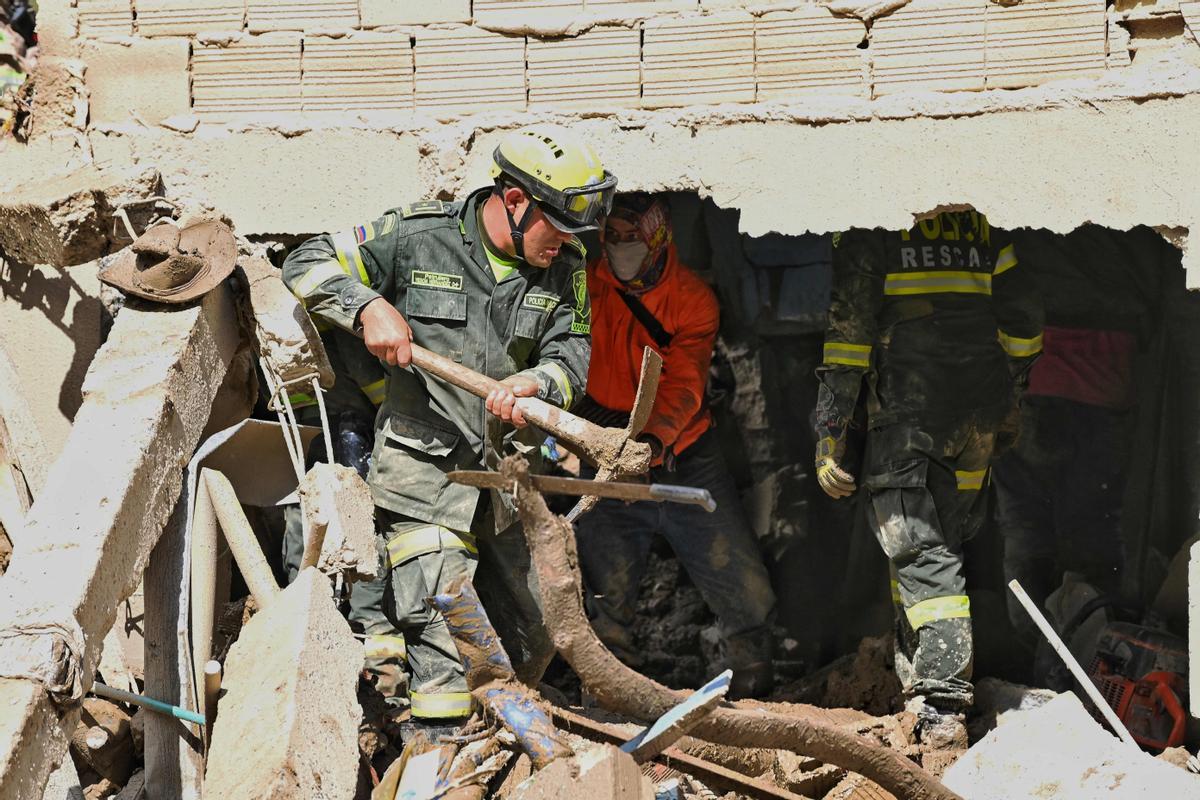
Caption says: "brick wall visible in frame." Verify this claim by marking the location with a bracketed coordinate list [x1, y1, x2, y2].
[66, 0, 1124, 124]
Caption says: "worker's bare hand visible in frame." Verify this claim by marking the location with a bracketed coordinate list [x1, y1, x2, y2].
[487, 375, 539, 427]
[360, 298, 413, 367]
[816, 459, 857, 499]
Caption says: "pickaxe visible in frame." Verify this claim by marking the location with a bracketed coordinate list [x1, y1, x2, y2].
[408, 344, 662, 521]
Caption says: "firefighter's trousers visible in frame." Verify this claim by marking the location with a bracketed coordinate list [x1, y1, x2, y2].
[862, 420, 996, 712]
[377, 505, 553, 722]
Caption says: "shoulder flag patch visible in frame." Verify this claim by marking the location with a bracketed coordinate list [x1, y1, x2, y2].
[354, 222, 375, 244]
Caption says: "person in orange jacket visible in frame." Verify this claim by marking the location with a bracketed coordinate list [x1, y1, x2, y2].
[573, 193, 777, 698]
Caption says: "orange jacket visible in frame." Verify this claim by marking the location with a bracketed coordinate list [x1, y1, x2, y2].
[586, 244, 718, 457]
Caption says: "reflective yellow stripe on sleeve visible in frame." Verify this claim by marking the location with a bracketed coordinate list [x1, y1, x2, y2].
[291, 259, 347, 303]
[360, 378, 386, 406]
[364, 633, 407, 661]
[384, 525, 478, 569]
[822, 342, 872, 368]
[884, 271, 992, 296]
[287, 391, 317, 410]
[998, 330, 1043, 358]
[993, 244, 1018, 276]
[331, 230, 371, 286]
[890, 578, 903, 605]
[534, 363, 574, 409]
[410, 691, 473, 719]
[906, 594, 971, 629]
[955, 468, 987, 492]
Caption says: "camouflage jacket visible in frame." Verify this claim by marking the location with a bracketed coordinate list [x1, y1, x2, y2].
[816, 211, 1044, 433]
[282, 187, 592, 531]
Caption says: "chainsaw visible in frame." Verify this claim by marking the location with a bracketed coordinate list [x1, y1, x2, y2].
[1087, 621, 1189, 751]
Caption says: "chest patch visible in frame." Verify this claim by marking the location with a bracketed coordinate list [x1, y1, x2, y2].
[523, 293, 558, 312]
[412, 270, 463, 291]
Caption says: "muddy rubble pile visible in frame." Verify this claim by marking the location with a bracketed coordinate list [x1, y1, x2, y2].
[2, 167, 1198, 800]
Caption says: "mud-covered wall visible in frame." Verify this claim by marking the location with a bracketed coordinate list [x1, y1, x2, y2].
[4, 0, 1199, 280]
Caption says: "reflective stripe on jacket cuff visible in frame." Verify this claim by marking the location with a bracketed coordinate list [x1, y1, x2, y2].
[822, 341, 872, 368]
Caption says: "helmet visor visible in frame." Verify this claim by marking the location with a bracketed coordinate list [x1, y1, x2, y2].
[495, 150, 617, 232]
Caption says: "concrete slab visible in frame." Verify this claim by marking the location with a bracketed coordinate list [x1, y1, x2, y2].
[943, 693, 1200, 798]
[236, 255, 333, 389]
[0, 283, 240, 799]
[83, 38, 191, 125]
[0, 165, 161, 267]
[511, 744, 654, 800]
[203, 568, 362, 800]
[297, 463, 378, 582]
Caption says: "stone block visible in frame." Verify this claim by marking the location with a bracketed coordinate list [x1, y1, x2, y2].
[77, 0, 133, 37]
[474, 0, 584, 18]
[83, 38, 190, 124]
[246, 0, 358, 32]
[360, 0, 470, 27]
[755, 8, 866, 100]
[642, 12, 755, 108]
[203, 568, 362, 800]
[302, 32, 413, 112]
[413, 27, 526, 114]
[528, 27, 639, 110]
[871, 0, 986, 96]
[512, 744, 655, 800]
[0, 165, 160, 267]
[984, 0, 1107, 89]
[296, 463, 379, 582]
[136, 0, 246, 37]
[588, 0, 694, 17]
[192, 33, 302, 118]
[944, 693, 1200, 798]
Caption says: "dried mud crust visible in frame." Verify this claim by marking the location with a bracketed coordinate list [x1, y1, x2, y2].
[500, 456, 962, 800]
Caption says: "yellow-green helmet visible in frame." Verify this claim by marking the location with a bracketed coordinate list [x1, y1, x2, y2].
[490, 127, 617, 234]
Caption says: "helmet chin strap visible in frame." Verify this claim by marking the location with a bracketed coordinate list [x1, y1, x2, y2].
[496, 183, 535, 262]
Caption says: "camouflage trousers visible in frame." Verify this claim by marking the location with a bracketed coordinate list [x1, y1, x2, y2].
[862, 419, 996, 712]
[376, 505, 553, 721]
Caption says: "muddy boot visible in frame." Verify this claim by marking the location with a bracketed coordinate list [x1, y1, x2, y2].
[908, 698, 968, 751]
[728, 661, 774, 700]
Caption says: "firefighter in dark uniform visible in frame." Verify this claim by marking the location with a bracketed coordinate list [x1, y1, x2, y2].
[283, 127, 615, 733]
[813, 211, 1043, 745]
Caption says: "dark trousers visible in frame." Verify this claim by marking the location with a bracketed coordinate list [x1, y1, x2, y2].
[862, 419, 996, 711]
[992, 397, 1131, 642]
[574, 429, 776, 670]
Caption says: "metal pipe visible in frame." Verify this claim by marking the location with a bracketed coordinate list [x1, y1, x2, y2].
[202, 468, 280, 608]
[189, 480, 219, 717]
[203, 660, 222, 744]
[91, 682, 205, 726]
[1008, 579, 1139, 749]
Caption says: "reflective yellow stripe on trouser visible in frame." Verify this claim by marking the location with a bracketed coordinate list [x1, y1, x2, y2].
[906, 594, 971, 630]
[823, 341, 872, 368]
[998, 330, 1043, 358]
[364, 633, 406, 661]
[384, 525, 478, 570]
[411, 691, 473, 719]
[360, 378, 386, 407]
[955, 468, 987, 492]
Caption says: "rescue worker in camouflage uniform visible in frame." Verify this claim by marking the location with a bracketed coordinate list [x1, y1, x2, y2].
[813, 211, 1042, 745]
[283, 127, 615, 732]
[280, 326, 409, 701]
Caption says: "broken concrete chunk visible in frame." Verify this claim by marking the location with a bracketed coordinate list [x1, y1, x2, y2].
[0, 166, 162, 267]
[511, 744, 655, 800]
[297, 463, 379, 582]
[943, 693, 1200, 799]
[204, 567, 362, 800]
[235, 255, 334, 390]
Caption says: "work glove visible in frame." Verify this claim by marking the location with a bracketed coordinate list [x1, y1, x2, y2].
[815, 424, 857, 499]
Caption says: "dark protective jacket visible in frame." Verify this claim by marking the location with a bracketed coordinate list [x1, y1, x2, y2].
[282, 188, 592, 531]
[817, 211, 1044, 431]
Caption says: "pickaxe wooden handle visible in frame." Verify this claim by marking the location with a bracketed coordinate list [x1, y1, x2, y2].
[407, 345, 662, 503]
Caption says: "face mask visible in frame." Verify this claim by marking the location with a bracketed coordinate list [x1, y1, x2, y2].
[605, 240, 649, 281]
